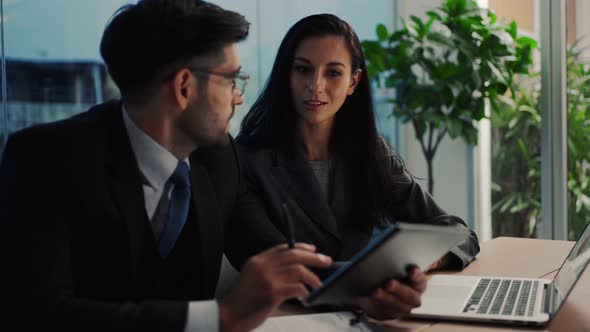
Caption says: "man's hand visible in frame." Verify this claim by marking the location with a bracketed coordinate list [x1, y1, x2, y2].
[218, 243, 332, 332]
[355, 266, 427, 320]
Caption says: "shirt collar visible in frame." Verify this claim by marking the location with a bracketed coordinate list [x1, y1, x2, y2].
[122, 105, 189, 191]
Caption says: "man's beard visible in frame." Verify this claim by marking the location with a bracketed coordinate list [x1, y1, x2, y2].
[181, 104, 233, 148]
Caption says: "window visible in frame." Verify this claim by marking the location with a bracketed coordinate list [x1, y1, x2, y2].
[2, 1, 579, 242]
[0, 0, 127, 146]
[489, 0, 588, 240]
[488, 0, 543, 238]
[565, 0, 590, 240]
[0, 0, 396, 152]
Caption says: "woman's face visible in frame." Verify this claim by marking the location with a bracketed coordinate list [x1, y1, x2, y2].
[289, 35, 361, 131]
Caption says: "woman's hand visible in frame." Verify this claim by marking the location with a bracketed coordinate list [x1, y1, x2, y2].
[426, 254, 450, 272]
[354, 266, 427, 320]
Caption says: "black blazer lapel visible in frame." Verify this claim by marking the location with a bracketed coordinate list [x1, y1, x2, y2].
[327, 157, 355, 223]
[270, 147, 341, 241]
[189, 154, 222, 293]
[102, 103, 153, 294]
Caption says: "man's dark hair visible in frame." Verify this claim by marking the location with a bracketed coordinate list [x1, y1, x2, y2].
[100, 0, 249, 102]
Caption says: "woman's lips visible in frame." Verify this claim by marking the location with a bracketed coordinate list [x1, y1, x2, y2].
[303, 100, 327, 111]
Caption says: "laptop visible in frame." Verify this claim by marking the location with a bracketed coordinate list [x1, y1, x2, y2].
[410, 221, 590, 326]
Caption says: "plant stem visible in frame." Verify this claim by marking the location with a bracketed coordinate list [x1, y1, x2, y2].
[426, 123, 436, 194]
[427, 153, 434, 194]
[433, 127, 448, 154]
[413, 120, 436, 194]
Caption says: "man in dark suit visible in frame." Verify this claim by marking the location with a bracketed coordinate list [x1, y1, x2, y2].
[0, 1, 332, 331]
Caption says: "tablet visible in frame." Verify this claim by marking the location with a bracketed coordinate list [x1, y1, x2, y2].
[305, 222, 470, 306]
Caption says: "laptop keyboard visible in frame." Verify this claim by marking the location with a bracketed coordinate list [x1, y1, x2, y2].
[463, 278, 539, 316]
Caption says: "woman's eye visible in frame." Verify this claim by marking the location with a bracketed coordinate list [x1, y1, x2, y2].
[294, 64, 309, 73]
[327, 70, 342, 77]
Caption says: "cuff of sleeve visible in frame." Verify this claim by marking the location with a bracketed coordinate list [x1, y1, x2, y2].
[185, 300, 219, 332]
[446, 247, 469, 270]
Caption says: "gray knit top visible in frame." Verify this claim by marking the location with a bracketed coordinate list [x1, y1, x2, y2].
[307, 159, 333, 198]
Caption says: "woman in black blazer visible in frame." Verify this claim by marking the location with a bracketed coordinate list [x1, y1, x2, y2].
[236, 14, 479, 274]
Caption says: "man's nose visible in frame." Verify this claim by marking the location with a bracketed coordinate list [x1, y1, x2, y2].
[233, 93, 245, 106]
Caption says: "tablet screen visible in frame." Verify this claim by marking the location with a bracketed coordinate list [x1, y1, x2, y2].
[306, 222, 470, 306]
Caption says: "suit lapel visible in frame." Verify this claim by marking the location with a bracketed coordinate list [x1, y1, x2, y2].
[102, 103, 154, 293]
[271, 146, 341, 241]
[189, 153, 222, 292]
[103, 103, 222, 294]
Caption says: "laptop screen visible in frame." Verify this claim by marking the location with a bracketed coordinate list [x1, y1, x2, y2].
[549, 221, 590, 314]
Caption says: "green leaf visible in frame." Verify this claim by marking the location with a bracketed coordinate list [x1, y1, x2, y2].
[463, 125, 479, 145]
[517, 36, 538, 49]
[413, 123, 427, 142]
[493, 94, 516, 112]
[426, 10, 443, 22]
[473, 106, 486, 120]
[388, 29, 408, 43]
[571, 74, 590, 88]
[410, 15, 426, 37]
[487, 10, 497, 25]
[446, 80, 461, 97]
[446, 120, 462, 139]
[426, 31, 456, 49]
[487, 60, 508, 85]
[507, 21, 518, 39]
[377, 24, 389, 42]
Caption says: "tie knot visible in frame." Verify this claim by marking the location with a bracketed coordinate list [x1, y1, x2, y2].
[170, 161, 190, 187]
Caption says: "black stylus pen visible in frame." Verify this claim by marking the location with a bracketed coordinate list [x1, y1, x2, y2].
[281, 203, 296, 249]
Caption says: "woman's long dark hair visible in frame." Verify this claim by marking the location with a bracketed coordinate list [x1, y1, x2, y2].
[238, 14, 398, 227]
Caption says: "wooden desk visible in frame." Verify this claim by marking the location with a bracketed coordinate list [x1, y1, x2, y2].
[402, 237, 590, 332]
[274, 237, 590, 332]
[444, 237, 574, 279]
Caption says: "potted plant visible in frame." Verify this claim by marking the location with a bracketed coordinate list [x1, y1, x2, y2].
[362, 0, 536, 194]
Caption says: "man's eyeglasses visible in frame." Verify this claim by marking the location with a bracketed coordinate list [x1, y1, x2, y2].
[188, 68, 250, 97]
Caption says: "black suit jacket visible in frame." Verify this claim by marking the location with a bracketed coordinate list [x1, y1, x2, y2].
[233, 143, 480, 268]
[0, 101, 242, 331]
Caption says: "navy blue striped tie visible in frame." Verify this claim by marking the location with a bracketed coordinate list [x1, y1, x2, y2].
[159, 161, 191, 258]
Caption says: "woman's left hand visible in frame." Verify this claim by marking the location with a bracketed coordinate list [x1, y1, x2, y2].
[354, 266, 427, 320]
[426, 254, 450, 272]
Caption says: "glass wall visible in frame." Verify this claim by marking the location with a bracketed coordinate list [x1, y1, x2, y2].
[0, 0, 397, 152]
[0, 0, 582, 241]
[565, 0, 590, 240]
[0, 0, 129, 155]
[488, 0, 543, 238]
[489, 0, 589, 241]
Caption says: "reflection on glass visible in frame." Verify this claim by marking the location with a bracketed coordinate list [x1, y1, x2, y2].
[2, 1, 127, 145]
[3, 61, 116, 133]
[550, 221, 590, 312]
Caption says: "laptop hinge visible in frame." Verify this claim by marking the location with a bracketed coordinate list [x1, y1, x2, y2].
[543, 283, 553, 315]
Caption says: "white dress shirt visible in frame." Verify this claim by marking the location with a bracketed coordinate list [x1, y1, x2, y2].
[122, 107, 219, 332]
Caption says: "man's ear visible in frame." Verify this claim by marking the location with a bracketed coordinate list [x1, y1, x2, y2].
[347, 69, 362, 96]
[172, 68, 197, 110]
